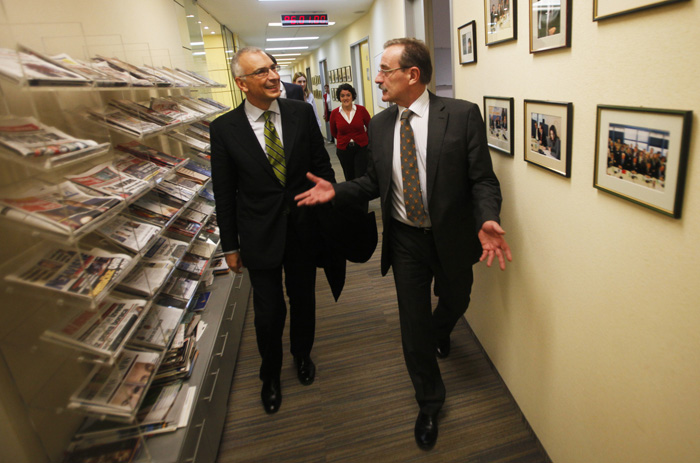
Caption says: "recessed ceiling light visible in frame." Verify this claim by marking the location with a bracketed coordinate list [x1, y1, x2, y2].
[190, 41, 204, 46]
[204, 26, 209, 29]
[265, 46, 308, 51]
[186, 14, 195, 18]
[267, 37, 319, 41]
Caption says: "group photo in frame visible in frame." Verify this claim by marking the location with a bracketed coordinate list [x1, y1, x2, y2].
[593, 105, 692, 218]
[484, 96, 514, 155]
[484, 0, 516, 45]
[529, 0, 571, 53]
[593, 0, 689, 21]
[458, 21, 477, 65]
[524, 100, 573, 177]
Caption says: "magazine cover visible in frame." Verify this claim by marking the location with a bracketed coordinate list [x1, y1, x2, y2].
[143, 236, 189, 262]
[42, 297, 147, 358]
[6, 245, 132, 300]
[0, 47, 90, 86]
[0, 116, 104, 160]
[66, 163, 149, 199]
[129, 304, 184, 349]
[112, 153, 165, 183]
[116, 140, 185, 169]
[117, 261, 175, 297]
[96, 215, 161, 254]
[0, 181, 122, 235]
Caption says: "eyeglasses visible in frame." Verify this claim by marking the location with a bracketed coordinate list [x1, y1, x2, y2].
[377, 66, 408, 75]
[238, 64, 280, 79]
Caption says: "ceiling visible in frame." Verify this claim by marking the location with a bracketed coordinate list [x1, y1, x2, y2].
[199, 0, 375, 65]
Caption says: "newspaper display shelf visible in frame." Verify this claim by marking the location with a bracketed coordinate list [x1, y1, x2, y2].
[0, 26, 246, 463]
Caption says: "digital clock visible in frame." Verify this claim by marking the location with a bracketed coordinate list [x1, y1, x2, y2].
[281, 14, 329, 27]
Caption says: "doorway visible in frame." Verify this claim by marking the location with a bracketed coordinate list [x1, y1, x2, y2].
[350, 38, 374, 117]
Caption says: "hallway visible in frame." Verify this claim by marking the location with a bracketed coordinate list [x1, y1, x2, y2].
[216, 148, 550, 462]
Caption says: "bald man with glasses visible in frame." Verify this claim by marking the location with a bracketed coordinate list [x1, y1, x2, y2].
[210, 46, 338, 414]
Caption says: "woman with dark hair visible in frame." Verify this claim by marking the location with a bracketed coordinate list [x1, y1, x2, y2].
[293, 71, 322, 130]
[329, 83, 371, 180]
[549, 125, 561, 160]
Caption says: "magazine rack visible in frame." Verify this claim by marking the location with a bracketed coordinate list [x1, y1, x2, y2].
[0, 26, 249, 463]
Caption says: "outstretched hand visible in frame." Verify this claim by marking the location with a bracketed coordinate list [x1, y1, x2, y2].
[295, 172, 336, 206]
[478, 220, 513, 271]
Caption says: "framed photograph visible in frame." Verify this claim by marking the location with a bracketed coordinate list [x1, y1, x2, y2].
[484, 0, 517, 45]
[332, 69, 337, 83]
[524, 100, 573, 177]
[484, 96, 514, 155]
[458, 21, 477, 65]
[342, 67, 348, 82]
[594, 105, 692, 218]
[530, 0, 571, 53]
[594, 0, 689, 21]
[346, 66, 352, 82]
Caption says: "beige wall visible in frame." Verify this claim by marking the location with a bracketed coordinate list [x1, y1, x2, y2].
[451, 1, 700, 462]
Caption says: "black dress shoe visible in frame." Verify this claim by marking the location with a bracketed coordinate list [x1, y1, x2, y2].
[294, 355, 316, 385]
[261, 378, 281, 414]
[436, 337, 451, 358]
[414, 412, 439, 450]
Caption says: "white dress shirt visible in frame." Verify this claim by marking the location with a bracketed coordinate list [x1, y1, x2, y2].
[390, 88, 431, 227]
[244, 99, 284, 155]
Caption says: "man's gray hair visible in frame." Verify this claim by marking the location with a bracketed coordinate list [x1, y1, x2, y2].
[231, 46, 265, 78]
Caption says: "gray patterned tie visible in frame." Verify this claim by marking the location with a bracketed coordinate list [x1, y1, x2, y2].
[400, 109, 427, 226]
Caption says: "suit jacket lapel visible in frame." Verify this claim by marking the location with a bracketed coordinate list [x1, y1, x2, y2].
[227, 101, 283, 184]
[426, 93, 447, 202]
[279, 99, 298, 165]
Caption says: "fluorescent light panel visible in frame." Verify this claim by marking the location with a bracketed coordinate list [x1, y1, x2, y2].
[265, 46, 308, 51]
[267, 37, 318, 41]
[272, 53, 301, 57]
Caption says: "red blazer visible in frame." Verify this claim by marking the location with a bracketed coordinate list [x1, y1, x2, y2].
[329, 105, 371, 150]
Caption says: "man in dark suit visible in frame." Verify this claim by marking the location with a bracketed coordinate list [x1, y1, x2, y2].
[210, 46, 336, 414]
[296, 38, 512, 449]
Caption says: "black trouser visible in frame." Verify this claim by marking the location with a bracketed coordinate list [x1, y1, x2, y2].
[336, 143, 368, 181]
[389, 219, 474, 415]
[247, 219, 317, 382]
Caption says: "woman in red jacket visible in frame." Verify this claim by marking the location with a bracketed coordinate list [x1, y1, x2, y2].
[329, 83, 371, 181]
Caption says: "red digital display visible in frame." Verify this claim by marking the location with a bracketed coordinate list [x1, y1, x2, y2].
[281, 14, 329, 27]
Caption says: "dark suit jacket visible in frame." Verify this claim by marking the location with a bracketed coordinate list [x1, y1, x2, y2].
[282, 82, 305, 101]
[334, 92, 502, 279]
[210, 98, 336, 270]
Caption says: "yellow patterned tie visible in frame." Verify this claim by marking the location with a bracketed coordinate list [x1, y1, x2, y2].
[400, 109, 427, 226]
[263, 111, 286, 186]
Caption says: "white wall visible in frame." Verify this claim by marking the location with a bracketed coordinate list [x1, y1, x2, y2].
[451, 1, 700, 462]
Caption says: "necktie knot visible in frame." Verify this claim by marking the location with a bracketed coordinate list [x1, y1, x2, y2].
[264, 110, 273, 123]
[401, 109, 413, 121]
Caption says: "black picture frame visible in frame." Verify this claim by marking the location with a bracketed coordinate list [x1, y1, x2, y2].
[529, 0, 572, 53]
[593, 105, 692, 218]
[593, 0, 689, 21]
[458, 21, 477, 65]
[484, 0, 517, 45]
[524, 99, 573, 177]
[484, 96, 514, 155]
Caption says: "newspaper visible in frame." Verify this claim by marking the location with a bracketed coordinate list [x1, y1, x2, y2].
[41, 297, 147, 358]
[161, 274, 198, 301]
[66, 163, 149, 199]
[0, 47, 90, 86]
[62, 437, 142, 463]
[127, 192, 179, 226]
[112, 153, 165, 183]
[189, 240, 218, 260]
[6, 246, 132, 299]
[142, 236, 189, 263]
[155, 179, 196, 203]
[0, 116, 102, 160]
[109, 99, 177, 126]
[117, 261, 175, 297]
[167, 131, 210, 153]
[93, 55, 168, 87]
[70, 348, 161, 418]
[175, 165, 209, 185]
[50, 53, 128, 87]
[150, 97, 196, 123]
[168, 95, 216, 116]
[91, 59, 152, 86]
[129, 304, 183, 349]
[0, 181, 122, 235]
[176, 253, 208, 276]
[86, 107, 163, 137]
[96, 215, 161, 254]
[187, 198, 215, 217]
[184, 124, 210, 142]
[115, 140, 185, 169]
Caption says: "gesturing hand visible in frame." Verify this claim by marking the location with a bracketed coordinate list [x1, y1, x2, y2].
[478, 220, 513, 271]
[295, 172, 336, 206]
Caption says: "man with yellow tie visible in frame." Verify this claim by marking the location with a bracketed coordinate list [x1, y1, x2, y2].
[210, 47, 337, 414]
